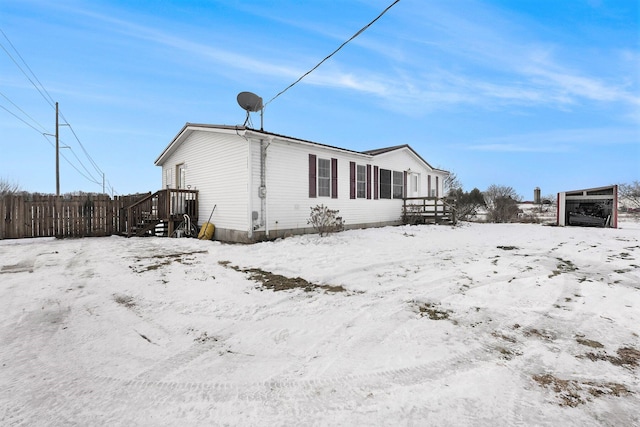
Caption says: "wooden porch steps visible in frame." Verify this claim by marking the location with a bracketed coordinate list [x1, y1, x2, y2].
[122, 189, 198, 237]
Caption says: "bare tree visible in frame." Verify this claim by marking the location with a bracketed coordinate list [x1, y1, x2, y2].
[619, 181, 640, 209]
[444, 171, 462, 196]
[0, 178, 21, 196]
[484, 184, 521, 223]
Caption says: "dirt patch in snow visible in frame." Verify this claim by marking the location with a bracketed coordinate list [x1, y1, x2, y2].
[219, 261, 348, 294]
[113, 293, 136, 309]
[580, 346, 640, 368]
[414, 302, 452, 321]
[194, 331, 218, 344]
[533, 373, 631, 407]
[548, 258, 578, 278]
[130, 250, 208, 272]
[522, 327, 556, 341]
[575, 337, 604, 349]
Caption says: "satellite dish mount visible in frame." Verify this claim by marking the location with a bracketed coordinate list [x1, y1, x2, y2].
[237, 91, 264, 130]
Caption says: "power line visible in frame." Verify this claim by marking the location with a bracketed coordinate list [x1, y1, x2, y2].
[0, 97, 103, 187]
[0, 29, 56, 109]
[0, 103, 46, 134]
[57, 145, 103, 185]
[0, 90, 49, 133]
[62, 120, 104, 177]
[265, 0, 401, 107]
[1, 100, 102, 185]
[1, 28, 111, 192]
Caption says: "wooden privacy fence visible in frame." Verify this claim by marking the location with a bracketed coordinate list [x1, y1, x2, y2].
[0, 193, 149, 239]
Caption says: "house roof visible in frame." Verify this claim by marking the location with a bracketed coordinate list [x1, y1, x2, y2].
[362, 144, 448, 173]
[562, 185, 618, 197]
[155, 123, 449, 174]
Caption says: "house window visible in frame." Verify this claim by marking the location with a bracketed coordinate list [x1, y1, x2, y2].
[380, 169, 391, 199]
[393, 171, 404, 199]
[318, 158, 331, 197]
[309, 154, 338, 198]
[357, 165, 366, 198]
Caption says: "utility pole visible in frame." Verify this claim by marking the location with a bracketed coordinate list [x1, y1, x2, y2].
[55, 101, 60, 196]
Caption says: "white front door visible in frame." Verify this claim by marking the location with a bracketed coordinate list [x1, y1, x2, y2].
[409, 173, 420, 196]
[176, 164, 186, 189]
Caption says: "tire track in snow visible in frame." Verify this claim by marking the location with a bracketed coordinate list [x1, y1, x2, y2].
[134, 339, 220, 382]
[3, 337, 498, 425]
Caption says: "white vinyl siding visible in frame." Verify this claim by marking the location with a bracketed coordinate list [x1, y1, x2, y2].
[157, 127, 449, 240]
[161, 130, 249, 231]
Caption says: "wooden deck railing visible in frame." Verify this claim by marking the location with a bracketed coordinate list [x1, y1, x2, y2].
[402, 197, 456, 225]
[125, 189, 198, 237]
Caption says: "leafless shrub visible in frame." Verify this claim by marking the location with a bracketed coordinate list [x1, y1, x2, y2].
[307, 204, 344, 237]
[0, 177, 21, 196]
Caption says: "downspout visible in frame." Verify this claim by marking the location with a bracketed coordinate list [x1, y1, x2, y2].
[247, 136, 253, 240]
[260, 138, 271, 238]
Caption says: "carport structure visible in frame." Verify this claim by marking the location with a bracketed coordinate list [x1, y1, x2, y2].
[557, 185, 618, 228]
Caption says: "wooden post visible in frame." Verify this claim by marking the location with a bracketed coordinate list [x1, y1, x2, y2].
[55, 102, 60, 196]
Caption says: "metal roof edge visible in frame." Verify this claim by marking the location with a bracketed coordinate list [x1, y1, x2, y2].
[155, 124, 448, 175]
[364, 144, 449, 174]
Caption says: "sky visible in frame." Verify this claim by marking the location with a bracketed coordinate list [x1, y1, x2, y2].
[1, 0, 638, 199]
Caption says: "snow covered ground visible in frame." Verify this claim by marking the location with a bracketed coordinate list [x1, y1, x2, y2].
[1, 221, 639, 426]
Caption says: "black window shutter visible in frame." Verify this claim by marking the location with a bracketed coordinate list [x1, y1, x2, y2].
[349, 162, 356, 199]
[366, 164, 372, 199]
[331, 158, 338, 198]
[373, 166, 379, 199]
[309, 154, 317, 198]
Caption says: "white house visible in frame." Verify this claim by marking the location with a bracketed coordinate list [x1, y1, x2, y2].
[155, 124, 449, 242]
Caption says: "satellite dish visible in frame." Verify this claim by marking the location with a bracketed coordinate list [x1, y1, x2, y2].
[237, 91, 264, 130]
[237, 91, 263, 112]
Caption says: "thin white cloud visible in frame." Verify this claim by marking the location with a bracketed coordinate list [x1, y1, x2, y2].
[372, 0, 640, 111]
[37, 0, 640, 116]
[463, 127, 640, 152]
[33, 2, 300, 84]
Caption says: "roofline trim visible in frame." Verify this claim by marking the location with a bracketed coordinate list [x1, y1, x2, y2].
[156, 124, 449, 175]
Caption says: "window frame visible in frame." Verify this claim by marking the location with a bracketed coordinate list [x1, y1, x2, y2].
[392, 170, 404, 199]
[317, 157, 331, 198]
[379, 168, 392, 199]
[356, 164, 367, 198]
